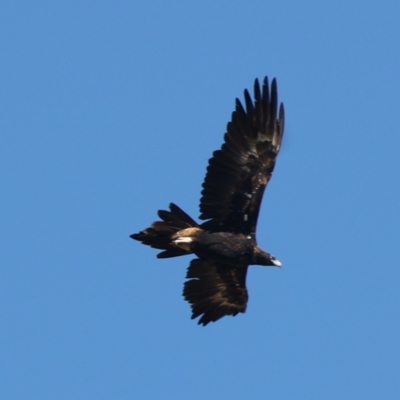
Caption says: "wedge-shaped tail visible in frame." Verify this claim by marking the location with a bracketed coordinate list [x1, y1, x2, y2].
[130, 203, 199, 258]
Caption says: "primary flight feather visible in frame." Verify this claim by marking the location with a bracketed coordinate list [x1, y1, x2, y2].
[131, 77, 284, 325]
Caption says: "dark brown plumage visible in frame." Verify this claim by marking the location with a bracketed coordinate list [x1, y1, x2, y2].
[131, 77, 284, 325]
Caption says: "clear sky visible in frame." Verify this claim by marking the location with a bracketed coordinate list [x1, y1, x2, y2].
[1, 1, 400, 399]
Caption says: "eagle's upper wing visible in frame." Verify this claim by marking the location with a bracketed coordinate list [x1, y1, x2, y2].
[183, 258, 248, 326]
[199, 77, 284, 235]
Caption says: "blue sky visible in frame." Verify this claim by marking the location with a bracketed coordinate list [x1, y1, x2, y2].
[1, 1, 400, 399]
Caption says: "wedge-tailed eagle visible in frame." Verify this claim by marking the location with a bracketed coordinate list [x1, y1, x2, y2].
[131, 77, 285, 325]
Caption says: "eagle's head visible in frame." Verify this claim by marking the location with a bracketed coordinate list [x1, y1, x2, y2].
[253, 246, 282, 267]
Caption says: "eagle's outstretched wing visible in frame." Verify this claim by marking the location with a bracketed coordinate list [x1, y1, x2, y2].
[183, 258, 248, 326]
[199, 77, 284, 236]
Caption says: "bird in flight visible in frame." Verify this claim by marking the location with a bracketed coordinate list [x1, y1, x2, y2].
[131, 77, 285, 325]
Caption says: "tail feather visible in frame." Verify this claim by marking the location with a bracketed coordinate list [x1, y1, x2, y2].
[131, 203, 199, 258]
[157, 249, 190, 258]
[157, 203, 199, 228]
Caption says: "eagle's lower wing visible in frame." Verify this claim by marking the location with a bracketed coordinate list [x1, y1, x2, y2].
[199, 77, 284, 235]
[183, 258, 248, 326]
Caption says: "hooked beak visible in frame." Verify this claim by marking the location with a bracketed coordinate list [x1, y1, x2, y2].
[271, 258, 282, 268]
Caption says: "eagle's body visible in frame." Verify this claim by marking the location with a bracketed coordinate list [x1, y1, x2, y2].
[131, 77, 284, 325]
[173, 228, 278, 268]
